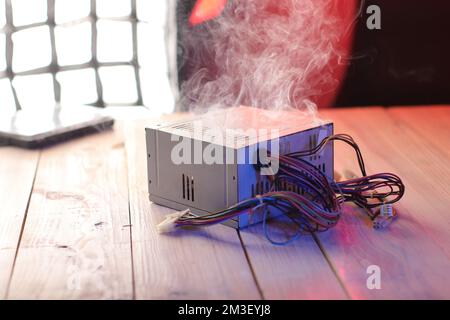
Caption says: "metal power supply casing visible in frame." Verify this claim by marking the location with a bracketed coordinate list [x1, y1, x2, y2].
[145, 106, 333, 229]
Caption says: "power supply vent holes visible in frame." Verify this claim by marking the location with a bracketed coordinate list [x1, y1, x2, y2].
[182, 174, 195, 201]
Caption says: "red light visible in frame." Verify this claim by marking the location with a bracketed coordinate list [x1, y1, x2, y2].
[189, 0, 227, 26]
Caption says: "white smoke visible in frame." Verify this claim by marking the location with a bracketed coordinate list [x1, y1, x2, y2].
[177, 0, 352, 114]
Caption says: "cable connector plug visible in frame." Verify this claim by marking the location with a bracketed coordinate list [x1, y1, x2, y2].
[157, 209, 190, 234]
[379, 203, 394, 217]
[373, 204, 397, 229]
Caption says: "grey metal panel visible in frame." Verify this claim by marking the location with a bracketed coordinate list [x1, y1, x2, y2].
[224, 148, 239, 209]
[147, 128, 235, 213]
[235, 123, 334, 228]
[236, 123, 334, 201]
[146, 128, 158, 197]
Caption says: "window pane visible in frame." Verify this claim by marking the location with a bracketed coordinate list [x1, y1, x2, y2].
[57, 68, 97, 106]
[140, 67, 174, 113]
[97, 20, 132, 62]
[55, 0, 90, 24]
[0, 0, 6, 28]
[138, 21, 174, 111]
[13, 73, 55, 110]
[0, 33, 6, 71]
[97, 0, 131, 18]
[137, 22, 166, 70]
[0, 79, 16, 113]
[12, 25, 52, 72]
[99, 66, 137, 104]
[12, 0, 47, 27]
[137, 0, 167, 26]
[55, 22, 91, 66]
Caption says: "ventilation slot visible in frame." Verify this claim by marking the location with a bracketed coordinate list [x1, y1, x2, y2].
[182, 174, 195, 202]
[191, 177, 195, 201]
[186, 177, 190, 200]
[182, 174, 185, 199]
[272, 181, 305, 195]
[251, 178, 271, 196]
[309, 133, 320, 161]
[280, 141, 291, 155]
[168, 121, 249, 146]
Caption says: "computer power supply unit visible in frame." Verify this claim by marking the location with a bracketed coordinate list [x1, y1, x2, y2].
[145, 106, 333, 229]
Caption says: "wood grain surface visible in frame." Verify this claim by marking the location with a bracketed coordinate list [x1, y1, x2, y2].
[0, 147, 39, 298]
[320, 107, 450, 299]
[0, 106, 449, 299]
[6, 129, 133, 299]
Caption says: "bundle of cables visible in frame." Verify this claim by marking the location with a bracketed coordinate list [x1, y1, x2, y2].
[157, 134, 405, 245]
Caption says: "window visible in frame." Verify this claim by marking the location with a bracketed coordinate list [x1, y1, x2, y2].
[0, 0, 174, 112]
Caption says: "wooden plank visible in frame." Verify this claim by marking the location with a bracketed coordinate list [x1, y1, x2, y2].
[238, 225, 348, 299]
[123, 119, 261, 300]
[388, 106, 450, 157]
[0, 147, 39, 299]
[6, 127, 133, 299]
[318, 107, 450, 299]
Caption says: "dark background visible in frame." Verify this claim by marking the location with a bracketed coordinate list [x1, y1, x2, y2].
[177, 0, 450, 107]
[336, 0, 450, 107]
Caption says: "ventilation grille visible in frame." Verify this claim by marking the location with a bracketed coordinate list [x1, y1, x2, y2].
[171, 122, 200, 132]
[251, 178, 272, 197]
[167, 121, 249, 145]
[280, 141, 291, 154]
[182, 174, 195, 202]
[251, 161, 327, 196]
[309, 133, 321, 161]
[251, 179, 306, 196]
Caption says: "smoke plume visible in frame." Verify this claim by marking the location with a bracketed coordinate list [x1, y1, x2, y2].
[178, 0, 353, 114]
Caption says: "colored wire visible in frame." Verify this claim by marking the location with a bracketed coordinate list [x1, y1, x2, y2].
[170, 134, 405, 245]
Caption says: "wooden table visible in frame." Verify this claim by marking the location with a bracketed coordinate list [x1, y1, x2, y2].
[0, 106, 449, 300]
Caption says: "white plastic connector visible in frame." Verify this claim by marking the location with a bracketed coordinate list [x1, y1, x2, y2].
[373, 204, 397, 229]
[156, 209, 190, 234]
[379, 203, 394, 217]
